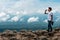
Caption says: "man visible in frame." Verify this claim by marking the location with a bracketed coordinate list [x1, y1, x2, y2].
[44, 7, 54, 32]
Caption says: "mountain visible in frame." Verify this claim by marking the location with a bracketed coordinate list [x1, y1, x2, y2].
[0, 12, 60, 30]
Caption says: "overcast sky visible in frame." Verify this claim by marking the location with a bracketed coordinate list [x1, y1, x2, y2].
[0, 0, 60, 22]
[0, 0, 60, 12]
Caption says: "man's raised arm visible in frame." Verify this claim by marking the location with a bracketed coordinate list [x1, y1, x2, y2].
[44, 10, 48, 14]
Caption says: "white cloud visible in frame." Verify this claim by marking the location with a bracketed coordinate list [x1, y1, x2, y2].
[56, 9, 60, 13]
[0, 0, 60, 14]
[16, 11, 20, 15]
[0, 15, 10, 22]
[37, 9, 45, 14]
[10, 16, 19, 22]
[10, 16, 24, 22]
[27, 17, 39, 23]
[43, 19, 48, 23]
[0, 12, 6, 17]
[51, 9, 59, 13]
[0, 12, 10, 22]
[7, 9, 15, 14]
[0, 0, 60, 16]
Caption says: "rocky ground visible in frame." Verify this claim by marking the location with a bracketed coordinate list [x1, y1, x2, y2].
[0, 28, 60, 40]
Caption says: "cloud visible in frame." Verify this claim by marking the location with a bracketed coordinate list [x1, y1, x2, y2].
[0, 12, 10, 22]
[27, 17, 39, 23]
[10, 16, 19, 22]
[0, 15, 10, 22]
[43, 19, 48, 23]
[0, 12, 6, 17]
[0, 11, 28, 22]
[37, 9, 44, 14]
[0, 0, 60, 14]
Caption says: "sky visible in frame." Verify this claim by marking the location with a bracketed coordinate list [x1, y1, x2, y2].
[0, 0, 60, 22]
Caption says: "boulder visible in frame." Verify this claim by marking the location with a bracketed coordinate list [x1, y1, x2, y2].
[40, 36, 48, 40]
[52, 36, 58, 40]
[0, 36, 3, 40]
[10, 37, 18, 40]
[48, 32, 54, 37]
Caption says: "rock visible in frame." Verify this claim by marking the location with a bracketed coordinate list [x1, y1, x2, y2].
[54, 28, 60, 32]
[40, 30, 48, 36]
[22, 37, 28, 40]
[40, 36, 48, 40]
[52, 36, 58, 40]
[13, 30, 17, 33]
[0, 28, 60, 40]
[20, 30, 27, 33]
[48, 32, 54, 37]
[41, 38, 48, 40]
[10, 37, 18, 40]
[15, 33, 22, 40]
[1, 30, 16, 38]
[0, 36, 3, 40]
[33, 30, 41, 36]
[33, 37, 37, 40]
[2, 37, 9, 40]
[28, 30, 33, 32]
[54, 33, 60, 37]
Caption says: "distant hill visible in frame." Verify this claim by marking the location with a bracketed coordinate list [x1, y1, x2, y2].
[0, 12, 60, 30]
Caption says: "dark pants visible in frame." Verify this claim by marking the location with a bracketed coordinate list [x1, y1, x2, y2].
[48, 21, 52, 32]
